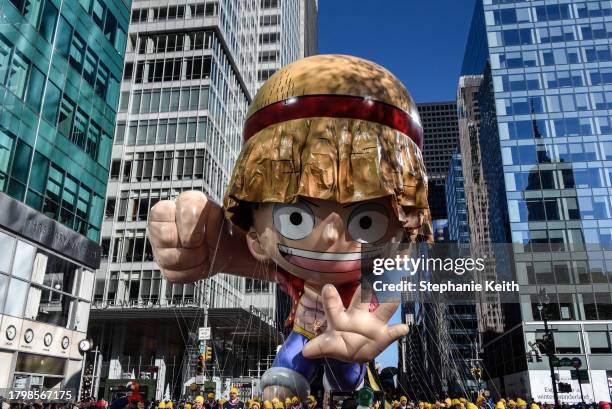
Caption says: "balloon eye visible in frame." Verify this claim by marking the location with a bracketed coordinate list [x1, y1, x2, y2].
[359, 215, 372, 230]
[348, 204, 389, 244]
[273, 202, 315, 240]
[290, 212, 303, 226]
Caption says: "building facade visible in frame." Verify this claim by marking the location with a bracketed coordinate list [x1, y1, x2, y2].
[244, 0, 317, 327]
[418, 101, 460, 221]
[446, 152, 470, 244]
[398, 103, 461, 399]
[0, 0, 129, 392]
[463, 0, 612, 402]
[456, 74, 505, 337]
[92, 0, 316, 400]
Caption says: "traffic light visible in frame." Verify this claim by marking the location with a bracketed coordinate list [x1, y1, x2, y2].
[196, 353, 205, 375]
[558, 383, 572, 393]
[538, 333, 555, 355]
[470, 368, 482, 379]
[205, 346, 213, 361]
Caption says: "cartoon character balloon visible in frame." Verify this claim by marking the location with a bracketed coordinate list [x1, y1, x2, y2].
[148, 55, 432, 399]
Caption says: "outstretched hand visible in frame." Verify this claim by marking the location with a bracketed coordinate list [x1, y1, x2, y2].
[302, 284, 409, 363]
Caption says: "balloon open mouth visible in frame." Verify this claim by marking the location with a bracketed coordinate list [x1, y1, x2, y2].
[278, 244, 381, 273]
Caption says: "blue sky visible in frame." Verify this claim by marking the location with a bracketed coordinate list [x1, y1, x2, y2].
[317, 0, 477, 103]
[317, 1, 476, 368]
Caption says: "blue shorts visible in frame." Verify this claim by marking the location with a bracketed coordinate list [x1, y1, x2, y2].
[271, 329, 365, 391]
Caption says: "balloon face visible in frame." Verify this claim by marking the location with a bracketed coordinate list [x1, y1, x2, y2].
[248, 195, 405, 286]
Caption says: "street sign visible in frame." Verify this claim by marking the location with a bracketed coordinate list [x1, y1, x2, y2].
[198, 327, 211, 341]
[553, 356, 583, 368]
[570, 369, 589, 382]
[558, 383, 572, 393]
[203, 381, 216, 394]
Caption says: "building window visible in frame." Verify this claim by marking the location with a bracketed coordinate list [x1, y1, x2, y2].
[259, 32, 279, 45]
[25, 66, 45, 112]
[587, 331, 611, 353]
[8, 0, 43, 26]
[24, 252, 78, 327]
[104, 198, 116, 221]
[56, 95, 75, 137]
[68, 32, 85, 72]
[7, 50, 29, 99]
[110, 160, 121, 180]
[83, 48, 98, 86]
[103, 10, 117, 44]
[502, 28, 532, 46]
[131, 8, 148, 23]
[12, 240, 36, 280]
[38, 0, 58, 43]
[260, 0, 278, 9]
[91, 0, 106, 28]
[4, 277, 29, 317]
[70, 109, 88, 149]
[167, 5, 185, 20]
[123, 62, 133, 80]
[259, 50, 278, 63]
[260, 14, 279, 26]
[0, 35, 11, 86]
[258, 69, 276, 81]
[553, 331, 582, 354]
[55, 17, 73, 57]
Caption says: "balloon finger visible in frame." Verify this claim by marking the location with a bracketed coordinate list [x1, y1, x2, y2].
[373, 298, 399, 323]
[387, 323, 409, 341]
[321, 284, 347, 330]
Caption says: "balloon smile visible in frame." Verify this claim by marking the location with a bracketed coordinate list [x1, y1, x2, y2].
[278, 244, 381, 273]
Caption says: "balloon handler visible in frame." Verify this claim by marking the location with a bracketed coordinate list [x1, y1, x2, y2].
[148, 55, 432, 401]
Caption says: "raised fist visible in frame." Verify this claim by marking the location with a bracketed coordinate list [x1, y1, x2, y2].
[147, 190, 225, 283]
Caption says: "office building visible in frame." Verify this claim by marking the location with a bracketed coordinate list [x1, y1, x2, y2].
[246, 0, 317, 330]
[463, 0, 612, 402]
[0, 0, 129, 392]
[445, 153, 481, 396]
[456, 74, 504, 337]
[398, 103, 460, 398]
[400, 153, 478, 397]
[418, 101, 460, 220]
[446, 152, 469, 244]
[91, 0, 317, 399]
[299, 0, 317, 59]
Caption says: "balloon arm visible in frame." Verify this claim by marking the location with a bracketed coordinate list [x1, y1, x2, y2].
[207, 223, 276, 281]
[149, 191, 276, 284]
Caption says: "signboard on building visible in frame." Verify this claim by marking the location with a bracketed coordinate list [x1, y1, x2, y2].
[528, 369, 612, 404]
[0, 193, 101, 268]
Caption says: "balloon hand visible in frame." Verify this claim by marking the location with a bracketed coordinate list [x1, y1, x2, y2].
[302, 284, 408, 363]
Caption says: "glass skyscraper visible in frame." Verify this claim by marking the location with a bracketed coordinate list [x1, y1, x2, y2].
[446, 152, 470, 244]
[0, 0, 129, 393]
[462, 0, 612, 402]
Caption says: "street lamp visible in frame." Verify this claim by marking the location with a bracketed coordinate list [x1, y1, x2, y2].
[538, 289, 560, 409]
